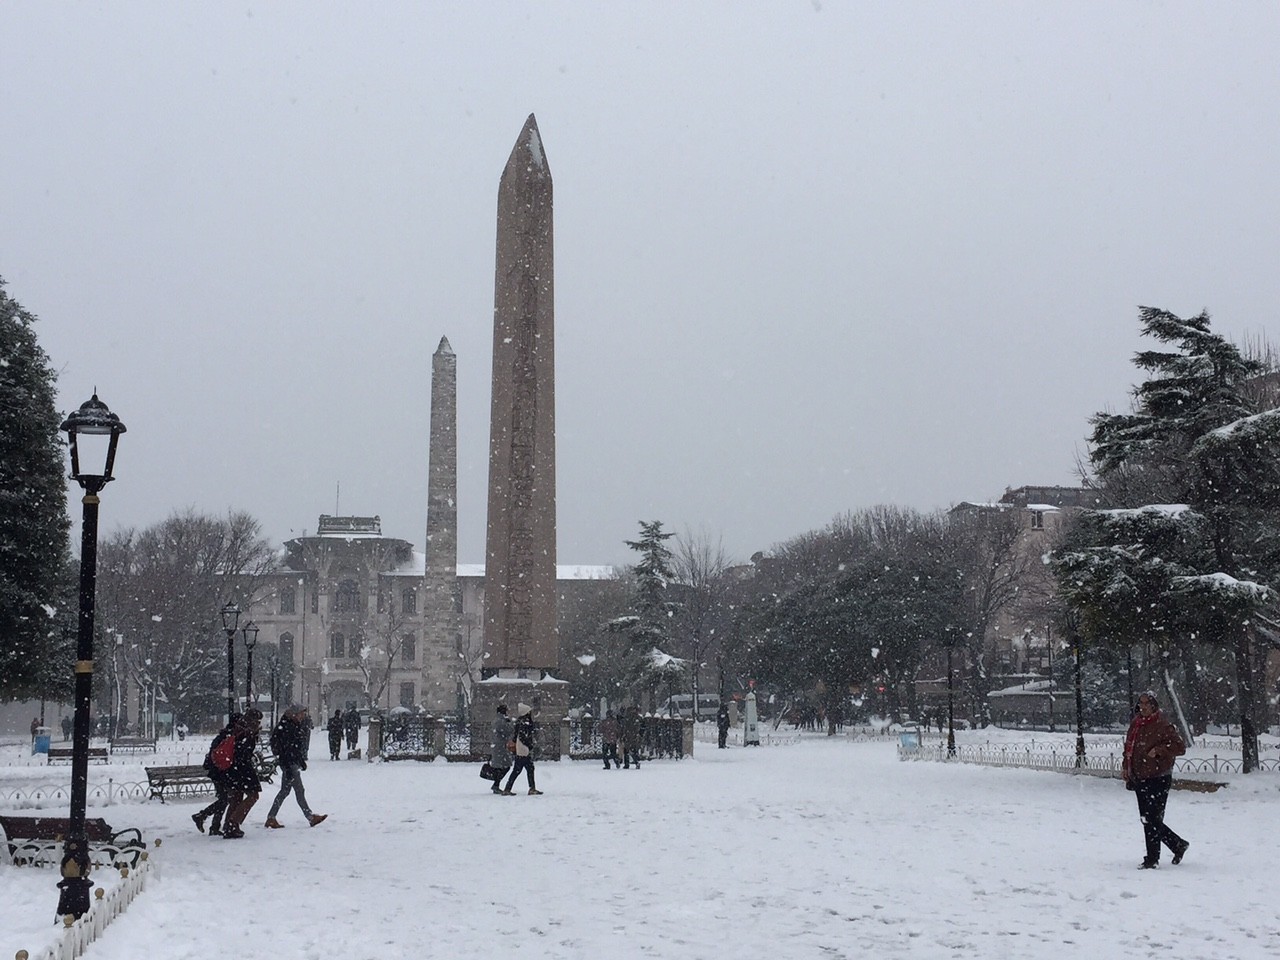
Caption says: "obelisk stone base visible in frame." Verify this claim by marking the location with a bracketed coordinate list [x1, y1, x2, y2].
[471, 673, 569, 758]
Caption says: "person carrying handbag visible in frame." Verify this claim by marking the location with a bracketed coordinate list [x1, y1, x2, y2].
[486, 704, 514, 794]
[500, 703, 542, 796]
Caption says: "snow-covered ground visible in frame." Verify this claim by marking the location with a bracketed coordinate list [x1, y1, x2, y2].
[4, 730, 1279, 960]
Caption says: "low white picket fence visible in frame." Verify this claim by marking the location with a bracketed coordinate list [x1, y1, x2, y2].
[17, 851, 156, 960]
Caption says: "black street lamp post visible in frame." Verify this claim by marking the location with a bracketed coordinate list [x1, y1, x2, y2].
[221, 602, 240, 719]
[940, 626, 961, 759]
[945, 643, 956, 758]
[1074, 631, 1087, 767]
[56, 393, 125, 920]
[242, 620, 259, 706]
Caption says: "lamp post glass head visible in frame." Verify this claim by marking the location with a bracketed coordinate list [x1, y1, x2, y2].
[221, 602, 241, 634]
[59, 393, 126, 490]
[242, 621, 259, 650]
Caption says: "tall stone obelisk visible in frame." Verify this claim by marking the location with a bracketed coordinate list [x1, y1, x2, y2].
[478, 114, 567, 724]
[421, 335, 460, 714]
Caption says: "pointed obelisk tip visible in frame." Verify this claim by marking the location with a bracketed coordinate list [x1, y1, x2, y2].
[436, 335, 453, 355]
[506, 113, 548, 177]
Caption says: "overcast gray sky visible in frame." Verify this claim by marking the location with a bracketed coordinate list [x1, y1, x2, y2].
[4, 3, 1277, 567]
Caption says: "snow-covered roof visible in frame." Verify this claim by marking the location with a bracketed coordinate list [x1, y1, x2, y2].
[456, 564, 615, 580]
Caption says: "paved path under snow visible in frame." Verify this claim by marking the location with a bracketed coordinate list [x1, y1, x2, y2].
[5, 736, 1278, 959]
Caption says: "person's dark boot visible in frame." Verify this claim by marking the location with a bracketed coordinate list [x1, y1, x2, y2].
[1139, 859, 1158, 869]
[1171, 840, 1189, 865]
[192, 813, 206, 833]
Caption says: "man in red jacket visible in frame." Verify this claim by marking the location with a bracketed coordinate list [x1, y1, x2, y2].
[1122, 691, 1189, 869]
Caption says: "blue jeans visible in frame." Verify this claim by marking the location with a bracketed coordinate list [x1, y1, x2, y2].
[268, 762, 313, 819]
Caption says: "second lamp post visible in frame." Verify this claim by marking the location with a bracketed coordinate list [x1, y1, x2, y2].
[221, 602, 240, 719]
[242, 620, 259, 707]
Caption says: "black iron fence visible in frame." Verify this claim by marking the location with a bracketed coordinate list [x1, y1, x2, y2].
[373, 715, 692, 762]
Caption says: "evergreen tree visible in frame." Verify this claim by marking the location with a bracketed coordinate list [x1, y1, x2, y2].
[0, 279, 73, 701]
[608, 521, 684, 705]
[1065, 307, 1280, 769]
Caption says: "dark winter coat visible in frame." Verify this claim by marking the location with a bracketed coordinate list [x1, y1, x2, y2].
[344, 711, 361, 736]
[1123, 711, 1185, 782]
[600, 716, 619, 745]
[225, 726, 262, 793]
[490, 714, 514, 768]
[270, 714, 310, 769]
[513, 715, 536, 759]
[327, 713, 344, 743]
[618, 709, 640, 747]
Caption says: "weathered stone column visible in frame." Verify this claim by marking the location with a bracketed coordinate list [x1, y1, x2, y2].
[421, 336, 461, 714]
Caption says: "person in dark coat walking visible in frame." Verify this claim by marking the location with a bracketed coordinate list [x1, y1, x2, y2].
[193, 716, 236, 835]
[327, 709, 344, 760]
[222, 708, 264, 839]
[344, 708, 360, 751]
[489, 704, 514, 794]
[716, 702, 731, 749]
[1122, 691, 1189, 868]
[619, 705, 642, 769]
[265, 705, 327, 828]
[501, 703, 542, 795]
[600, 710, 621, 769]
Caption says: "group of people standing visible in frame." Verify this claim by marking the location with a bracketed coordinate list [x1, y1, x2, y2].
[327, 708, 361, 760]
[192, 705, 327, 838]
[599, 706, 645, 769]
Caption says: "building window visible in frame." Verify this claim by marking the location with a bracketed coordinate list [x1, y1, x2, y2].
[399, 682, 415, 708]
[1030, 510, 1045, 530]
[377, 589, 386, 613]
[348, 635, 362, 659]
[310, 585, 318, 614]
[330, 633, 345, 658]
[336, 579, 360, 613]
[401, 634, 416, 662]
[402, 588, 417, 614]
[279, 586, 296, 615]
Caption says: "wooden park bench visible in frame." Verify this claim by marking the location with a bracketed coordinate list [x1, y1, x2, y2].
[146, 764, 214, 803]
[47, 746, 109, 765]
[110, 736, 158, 754]
[146, 754, 276, 803]
[0, 815, 146, 869]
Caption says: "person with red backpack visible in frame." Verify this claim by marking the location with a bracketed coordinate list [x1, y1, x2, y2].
[221, 709, 265, 839]
[193, 716, 238, 835]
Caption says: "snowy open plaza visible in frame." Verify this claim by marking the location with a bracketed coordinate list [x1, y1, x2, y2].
[3, 729, 1279, 960]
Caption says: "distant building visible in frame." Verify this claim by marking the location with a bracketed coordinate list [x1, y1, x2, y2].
[241, 518, 613, 718]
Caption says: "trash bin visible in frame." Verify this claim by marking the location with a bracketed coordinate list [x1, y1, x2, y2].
[33, 727, 52, 755]
[898, 730, 921, 753]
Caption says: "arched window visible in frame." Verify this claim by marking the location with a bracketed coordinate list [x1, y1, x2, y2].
[401, 588, 417, 614]
[335, 579, 360, 613]
[279, 586, 296, 615]
[330, 632, 345, 658]
[348, 634, 362, 658]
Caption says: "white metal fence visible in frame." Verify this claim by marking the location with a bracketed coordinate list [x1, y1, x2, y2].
[19, 851, 155, 960]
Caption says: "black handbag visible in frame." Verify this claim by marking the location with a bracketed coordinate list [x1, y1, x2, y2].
[480, 762, 501, 781]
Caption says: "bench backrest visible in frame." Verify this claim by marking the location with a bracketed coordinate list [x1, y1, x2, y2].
[146, 765, 208, 779]
[0, 816, 112, 842]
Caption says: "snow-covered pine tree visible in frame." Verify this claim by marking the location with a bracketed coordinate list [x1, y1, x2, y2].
[1075, 307, 1280, 770]
[0, 278, 74, 701]
[607, 521, 685, 707]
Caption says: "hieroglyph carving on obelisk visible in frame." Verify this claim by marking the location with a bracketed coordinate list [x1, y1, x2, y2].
[483, 114, 557, 676]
